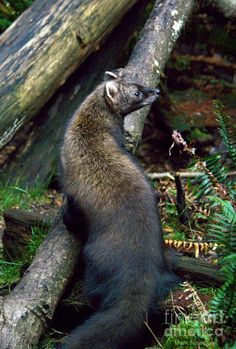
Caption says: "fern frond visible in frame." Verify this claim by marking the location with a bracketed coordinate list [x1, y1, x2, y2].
[195, 154, 227, 199]
[213, 101, 236, 168]
[210, 254, 236, 326]
[208, 197, 236, 224]
[208, 203, 236, 256]
[165, 239, 218, 258]
[227, 181, 236, 202]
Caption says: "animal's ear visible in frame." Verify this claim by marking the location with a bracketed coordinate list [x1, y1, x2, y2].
[104, 71, 118, 80]
[105, 81, 119, 102]
[104, 68, 124, 81]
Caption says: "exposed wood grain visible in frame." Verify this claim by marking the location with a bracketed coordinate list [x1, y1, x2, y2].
[0, 0, 138, 150]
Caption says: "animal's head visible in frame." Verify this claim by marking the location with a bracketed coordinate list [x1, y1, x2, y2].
[104, 70, 159, 116]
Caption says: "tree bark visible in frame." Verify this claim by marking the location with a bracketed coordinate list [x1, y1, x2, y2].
[123, 0, 195, 151]
[0, 0, 138, 150]
[175, 256, 224, 287]
[3, 0, 150, 185]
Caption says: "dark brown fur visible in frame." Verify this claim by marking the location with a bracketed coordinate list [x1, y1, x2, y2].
[60, 72, 178, 349]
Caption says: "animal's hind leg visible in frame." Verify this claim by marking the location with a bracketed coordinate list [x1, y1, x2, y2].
[63, 195, 88, 242]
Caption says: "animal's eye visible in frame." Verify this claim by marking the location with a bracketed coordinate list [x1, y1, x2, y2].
[134, 91, 141, 97]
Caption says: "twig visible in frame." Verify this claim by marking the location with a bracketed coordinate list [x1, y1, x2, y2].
[169, 130, 233, 202]
[146, 171, 236, 180]
[172, 53, 236, 71]
[143, 320, 162, 348]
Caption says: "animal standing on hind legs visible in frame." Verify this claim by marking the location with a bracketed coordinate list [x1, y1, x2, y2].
[60, 69, 179, 349]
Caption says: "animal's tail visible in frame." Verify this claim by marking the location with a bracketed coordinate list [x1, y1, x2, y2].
[61, 270, 179, 349]
[61, 292, 152, 349]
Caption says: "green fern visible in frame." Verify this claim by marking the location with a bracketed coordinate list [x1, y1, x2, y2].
[190, 103, 236, 343]
[195, 154, 227, 199]
[214, 101, 236, 167]
[194, 103, 236, 203]
[193, 106, 236, 257]
[207, 197, 236, 256]
[210, 254, 236, 330]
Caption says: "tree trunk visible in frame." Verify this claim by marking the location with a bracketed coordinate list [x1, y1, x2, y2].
[0, 0, 138, 150]
[123, 0, 195, 151]
[3, 0, 150, 185]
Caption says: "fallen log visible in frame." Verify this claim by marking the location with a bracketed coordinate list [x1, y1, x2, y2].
[0, 0, 138, 150]
[0, 208, 80, 349]
[2, 208, 224, 288]
[3, 0, 150, 185]
[175, 256, 223, 287]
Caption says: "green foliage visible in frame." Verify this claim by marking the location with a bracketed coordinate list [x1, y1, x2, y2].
[0, 259, 22, 289]
[0, 181, 49, 290]
[208, 198, 236, 256]
[192, 104, 236, 258]
[192, 103, 236, 342]
[210, 254, 236, 332]
[190, 127, 213, 142]
[159, 103, 236, 348]
[0, 180, 48, 217]
[194, 154, 227, 198]
[170, 55, 190, 71]
[162, 319, 217, 349]
[171, 113, 191, 132]
[26, 226, 47, 257]
[0, 0, 34, 33]
[214, 101, 236, 168]
[0, 226, 47, 290]
[35, 330, 65, 349]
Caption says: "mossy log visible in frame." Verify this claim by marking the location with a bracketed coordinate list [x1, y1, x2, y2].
[0, 0, 138, 150]
[3, 0, 149, 185]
